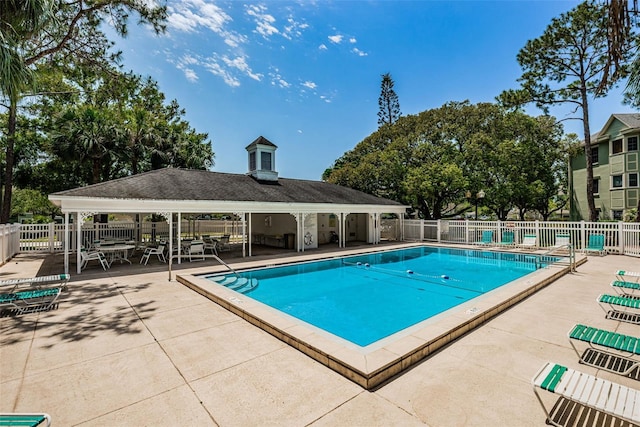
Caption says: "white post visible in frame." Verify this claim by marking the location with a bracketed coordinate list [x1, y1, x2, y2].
[465, 219, 470, 244]
[580, 221, 586, 252]
[618, 221, 624, 254]
[420, 219, 425, 241]
[177, 212, 182, 264]
[248, 213, 252, 257]
[64, 213, 69, 275]
[437, 219, 441, 243]
[76, 213, 82, 275]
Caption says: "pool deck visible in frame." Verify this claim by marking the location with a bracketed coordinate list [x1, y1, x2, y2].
[1, 243, 639, 426]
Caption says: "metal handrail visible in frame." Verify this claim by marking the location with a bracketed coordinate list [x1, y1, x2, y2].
[168, 253, 239, 281]
[541, 244, 576, 272]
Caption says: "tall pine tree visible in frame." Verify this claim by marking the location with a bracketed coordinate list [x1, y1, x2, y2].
[377, 73, 401, 127]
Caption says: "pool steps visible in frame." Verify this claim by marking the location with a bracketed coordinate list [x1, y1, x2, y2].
[206, 275, 258, 293]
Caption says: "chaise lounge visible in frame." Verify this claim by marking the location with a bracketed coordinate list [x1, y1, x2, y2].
[532, 362, 640, 426]
[598, 294, 640, 325]
[0, 413, 51, 427]
[568, 323, 640, 376]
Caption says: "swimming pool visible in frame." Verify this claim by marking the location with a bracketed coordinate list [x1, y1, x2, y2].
[179, 243, 574, 389]
[204, 247, 558, 346]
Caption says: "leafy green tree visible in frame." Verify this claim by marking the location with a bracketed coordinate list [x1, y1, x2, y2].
[10, 187, 58, 221]
[499, 0, 639, 221]
[377, 73, 401, 127]
[0, 0, 167, 223]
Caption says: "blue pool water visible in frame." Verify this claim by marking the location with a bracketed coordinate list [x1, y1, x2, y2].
[205, 246, 558, 347]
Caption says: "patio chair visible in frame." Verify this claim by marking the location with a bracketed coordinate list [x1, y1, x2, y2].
[568, 323, 640, 376]
[0, 413, 51, 427]
[532, 362, 640, 426]
[0, 287, 62, 315]
[473, 230, 493, 246]
[203, 237, 218, 256]
[140, 243, 166, 265]
[188, 240, 205, 262]
[496, 230, 515, 247]
[80, 248, 110, 270]
[517, 234, 537, 250]
[598, 294, 640, 325]
[218, 235, 231, 252]
[583, 233, 605, 256]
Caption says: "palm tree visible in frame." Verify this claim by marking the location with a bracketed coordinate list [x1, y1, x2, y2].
[0, 0, 56, 222]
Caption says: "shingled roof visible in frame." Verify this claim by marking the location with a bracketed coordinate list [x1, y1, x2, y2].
[50, 168, 403, 206]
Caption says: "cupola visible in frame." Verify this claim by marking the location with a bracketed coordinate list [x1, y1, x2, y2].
[246, 136, 278, 181]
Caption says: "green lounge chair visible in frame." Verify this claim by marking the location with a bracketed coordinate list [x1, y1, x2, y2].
[532, 362, 640, 427]
[0, 413, 51, 426]
[473, 230, 493, 246]
[496, 230, 515, 247]
[612, 279, 640, 295]
[568, 323, 640, 376]
[0, 287, 62, 315]
[583, 233, 605, 256]
[598, 294, 640, 325]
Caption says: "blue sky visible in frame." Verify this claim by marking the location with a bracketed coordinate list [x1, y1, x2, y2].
[112, 0, 637, 180]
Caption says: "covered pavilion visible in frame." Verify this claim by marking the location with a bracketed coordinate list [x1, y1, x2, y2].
[48, 136, 408, 275]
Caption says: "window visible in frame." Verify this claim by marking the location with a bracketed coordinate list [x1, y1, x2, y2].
[629, 136, 638, 151]
[261, 152, 272, 170]
[591, 146, 599, 164]
[249, 151, 256, 171]
[630, 173, 639, 187]
[612, 175, 623, 188]
[593, 178, 599, 194]
[613, 210, 623, 220]
[612, 139, 623, 154]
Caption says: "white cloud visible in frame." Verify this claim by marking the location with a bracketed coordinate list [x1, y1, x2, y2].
[328, 34, 343, 44]
[318, 44, 327, 50]
[168, 0, 231, 34]
[203, 59, 241, 87]
[297, 129, 303, 134]
[221, 55, 263, 82]
[283, 16, 309, 40]
[302, 81, 317, 90]
[269, 68, 291, 88]
[183, 68, 199, 82]
[352, 48, 368, 57]
[246, 4, 279, 39]
[349, 37, 357, 43]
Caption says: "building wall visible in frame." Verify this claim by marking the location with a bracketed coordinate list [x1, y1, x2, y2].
[570, 117, 639, 220]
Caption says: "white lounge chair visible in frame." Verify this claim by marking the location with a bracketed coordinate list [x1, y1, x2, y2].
[518, 234, 537, 249]
[617, 270, 640, 284]
[532, 362, 640, 426]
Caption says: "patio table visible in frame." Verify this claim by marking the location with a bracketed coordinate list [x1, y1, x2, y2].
[100, 244, 135, 265]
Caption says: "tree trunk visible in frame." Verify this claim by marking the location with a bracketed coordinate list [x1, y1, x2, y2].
[581, 86, 597, 221]
[1, 98, 18, 224]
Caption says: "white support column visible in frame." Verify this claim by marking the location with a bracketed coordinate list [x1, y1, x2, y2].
[248, 213, 252, 257]
[76, 213, 82, 275]
[168, 214, 173, 265]
[177, 212, 182, 264]
[64, 212, 69, 275]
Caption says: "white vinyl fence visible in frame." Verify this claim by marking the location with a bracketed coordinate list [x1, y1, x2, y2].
[15, 220, 243, 255]
[403, 219, 640, 257]
[6, 219, 640, 263]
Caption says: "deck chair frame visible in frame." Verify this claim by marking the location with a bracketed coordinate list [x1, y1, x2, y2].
[0, 274, 69, 293]
[568, 324, 640, 376]
[0, 287, 62, 315]
[598, 294, 640, 325]
[532, 362, 640, 426]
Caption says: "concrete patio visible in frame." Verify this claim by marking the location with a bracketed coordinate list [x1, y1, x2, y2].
[1, 245, 639, 426]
